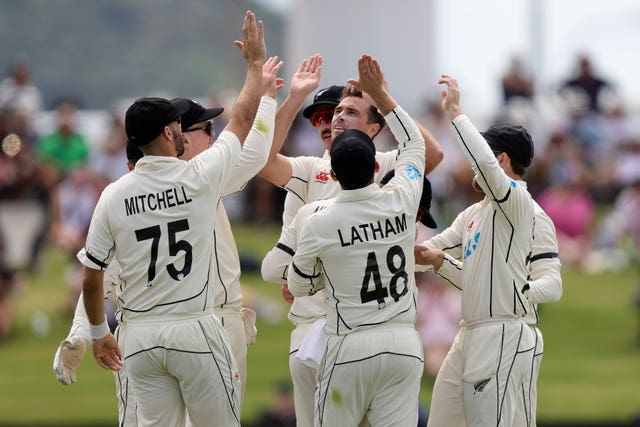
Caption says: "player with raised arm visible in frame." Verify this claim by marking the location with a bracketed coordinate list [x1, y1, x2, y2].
[414, 197, 562, 426]
[53, 53, 281, 424]
[78, 11, 266, 426]
[287, 54, 426, 427]
[261, 52, 441, 427]
[413, 75, 541, 426]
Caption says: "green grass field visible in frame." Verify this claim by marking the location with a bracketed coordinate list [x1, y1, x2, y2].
[0, 222, 639, 425]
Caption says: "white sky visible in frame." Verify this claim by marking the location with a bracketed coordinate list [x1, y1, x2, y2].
[256, 0, 640, 113]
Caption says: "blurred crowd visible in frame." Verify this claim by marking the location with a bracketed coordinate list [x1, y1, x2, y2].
[1, 52, 640, 375]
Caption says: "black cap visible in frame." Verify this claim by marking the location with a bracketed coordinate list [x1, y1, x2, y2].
[481, 123, 534, 168]
[172, 98, 224, 131]
[125, 140, 144, 166]
[380, 170, 437, 228]
[330, 129, 376, 190]
[302, 85, 344, 119]
[125, 97, 190, 147]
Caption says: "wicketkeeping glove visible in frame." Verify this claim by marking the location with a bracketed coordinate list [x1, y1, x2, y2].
[53, 335, 90, 385]
[240, 307, 258, 345]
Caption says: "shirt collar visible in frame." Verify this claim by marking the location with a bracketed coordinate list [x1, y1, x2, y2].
[135, 155, 182, 171]
[334, 183, 379, 203]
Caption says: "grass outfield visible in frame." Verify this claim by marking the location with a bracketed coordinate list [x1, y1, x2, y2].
[0, 222, 639, 425]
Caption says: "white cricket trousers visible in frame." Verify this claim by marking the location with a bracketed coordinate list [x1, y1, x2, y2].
[289, 322, 317, 427]
[315, 325, 423, 427]
[119, 314, 241, 427]
[427, 320, 537, 427]
[215, 306, 249, 403]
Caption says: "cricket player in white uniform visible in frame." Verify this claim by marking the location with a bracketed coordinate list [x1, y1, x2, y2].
[415, 199, 562, 426]
[53, 61, 279, 423]
[413, 75, 541, 426]
[77, 11, 266, 427]
[260, 54, 442, 427]
[288, 55, 426, 427]
[259, 56, 443, 228]
[262, 172, 438, 427]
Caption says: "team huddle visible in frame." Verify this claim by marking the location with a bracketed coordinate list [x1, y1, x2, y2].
[52, 11, 562, 427]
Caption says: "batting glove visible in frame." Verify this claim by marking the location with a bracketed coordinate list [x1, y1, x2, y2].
[53, 335, 90, 385]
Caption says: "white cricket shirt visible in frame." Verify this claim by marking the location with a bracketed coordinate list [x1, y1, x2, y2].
[288, 105, 425, 335]
[78, 131, 240, 322]
[213, 96, 276, 308]
[422, 114, 536, 325]
[422, 200, 562, 326]
[282, 149, 397, 226]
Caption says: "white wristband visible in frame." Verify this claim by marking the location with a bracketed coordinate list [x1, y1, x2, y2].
[90, 317, 110, 340]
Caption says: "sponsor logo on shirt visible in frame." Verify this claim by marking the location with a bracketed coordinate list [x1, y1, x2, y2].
[406, 164, 422, 180]
[464, 231, 481, 260]
[315, 171, 330, 183]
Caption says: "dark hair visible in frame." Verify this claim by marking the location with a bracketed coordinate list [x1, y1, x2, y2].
[510, 160, 526, 177]
[330, 129, 376, 190]
[341, 84, 386, 137]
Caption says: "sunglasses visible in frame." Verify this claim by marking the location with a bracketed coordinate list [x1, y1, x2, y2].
[183, 119, 214, 136]
[310, 110, 333, 127]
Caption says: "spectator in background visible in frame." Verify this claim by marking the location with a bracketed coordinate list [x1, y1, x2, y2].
[49, 166, 100, 314]
[91, 111, 129, 184]
[537, 160, 595, 268]
[594, 157, 640, 262]
[501, 55, 534, 105]
[0, 56, 42, 121]
[35, 97, 89, 179]
[561, 54, 611, 114]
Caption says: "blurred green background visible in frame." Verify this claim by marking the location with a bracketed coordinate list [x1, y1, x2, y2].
[0, 223, 638, 426]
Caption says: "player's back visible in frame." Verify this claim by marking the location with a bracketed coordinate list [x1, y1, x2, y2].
[303, 183, 418, 335]
[95, 154, 224, 322]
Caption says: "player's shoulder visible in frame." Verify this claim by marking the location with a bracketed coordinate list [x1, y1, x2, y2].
[299, 198, 334, 220]
[97, 174, 133, 201]
[532, 199, 555, 227]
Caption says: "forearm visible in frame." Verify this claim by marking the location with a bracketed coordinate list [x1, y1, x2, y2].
[261, 244, 293, 283]
[68, 292, 91, 340]
[226, 61, 265, 145]
[368, 88, 397, 116]
[223, 96, 277, 196]
[81, 267, 106, 328]
[436, 253, 463, 291]
[451, 114, 511, 198]
[270, 91, 308, 161]
[414, 120, 444, 175]
[526, 259, 563, 303]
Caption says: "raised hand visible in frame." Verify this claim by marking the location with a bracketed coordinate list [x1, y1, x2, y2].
[290, 54, 323, 98]
[233, 11, 266, 65]
[438, 75, 463, 121]
[348, 54, 397, 115]
[347, 54, 386, 99]
[263, 56, 285, 98]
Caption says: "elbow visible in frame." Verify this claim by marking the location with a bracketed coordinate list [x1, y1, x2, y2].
[287, 280, 304, 297]
[552, 280, 563, 302]
[260, 256, 281, 284]
[426, 147, 444, 174]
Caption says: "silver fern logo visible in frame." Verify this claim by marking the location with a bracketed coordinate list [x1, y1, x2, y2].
[473, 378, 491, 394]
